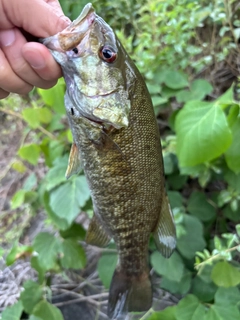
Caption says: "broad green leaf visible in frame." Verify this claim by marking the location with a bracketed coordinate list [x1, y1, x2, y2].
[38, 107, 52, 124]
[29, 316, 42, 320]
[176, 79, 213, 102]
[152, 96, 168, 107]
[191, 276, 217, 302]
[223, 204, 240, 222]
[23, 173, 37, 191]
[161, 270, 191, 295]
[225, 117, 240, 173]
[175, 295, 206, 320]
[177, 214, 206, 259]
[31, 256, 45, 284]
[187, 191, 216, 222]
[45, 155, 69, 191]
[49, 175, 90, 225]
[224, 170, 240, 192]
[197, 264, 213, 283]
[33, 300, 64, 320]
[43, 192, 69, 230]
[60, 222, 85, 240]
[205, 305, 240, 320]
[37, 79, 65, 114]
[151, 251, 184, 282]
[148, 306, 177, 320]
[167, 191, 183, 209]
[11, 189, 25, 209]
[211, 261, 240, 287]
[163, 153, 175, 175]
[6, 244, 33, 265]
[175, 101, 232, 166]
[60, 239, 86, 269]
[40, 140, 65, 168]
[97, 253, 118, 289]
[214, 287, 240, 306]
[18, 144, 40, 165]
[20, 280, 43, 314]
[12, 160, 26, 173]
[167, 173, 188, 190]
[164, 70, 189, 89]
[33, 232, 62, 270]
[1, 301, 23, 320]
[22, 108, 40, 128]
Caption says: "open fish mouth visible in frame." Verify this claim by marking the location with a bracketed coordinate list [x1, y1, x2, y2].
[42, 3, 96, 51]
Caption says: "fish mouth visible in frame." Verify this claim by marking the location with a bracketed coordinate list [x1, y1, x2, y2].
[42, 3, 96, 51]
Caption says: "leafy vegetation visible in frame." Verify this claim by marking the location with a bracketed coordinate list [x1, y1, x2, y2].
[1, 0, 240, 319]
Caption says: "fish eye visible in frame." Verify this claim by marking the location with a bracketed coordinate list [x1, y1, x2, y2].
[72, 47, 78, 54]
[99, 46, 117, 63]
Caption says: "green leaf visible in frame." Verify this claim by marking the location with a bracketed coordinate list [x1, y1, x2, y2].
[175, 295, 206, 320]
[175, 101, 232, 166]
[161, 270, 192, 295]
[60, 222, 86, 240]
[23, 173, 37, 191]
[177, 214, 206, 259]
[11, 189, 26, 209]
[187, 191, 216, 222]
[225, 117, 240, 173]
[214, 287, 240, 306]
[38, 107, 52, 124]
[12, 160, 26, 173]
[45, 155, 69, 191]
[49, 175, 90, 225]
[20, 280, 43, 314]
[29, 316, 42, 320]
[97, 253, 118, 289]
[211, 261, 240, 287]
[33, 232, 62, 270]
[176, 79, 213, 102]
[18, 144, 40, 165]
[6, 244, 33, 265]
[37, 79, 65, 114]
[148, 306, 177, 320]
[1, 301, 23, 320]
[22, 108, 40, 128]
[31, 256, 45, 284]
[205, 305, 240, 320]
[164, 70, 189, 89]
[224, 170, 240, 192]
[151, 251, 184, 282]
[60, 239, 86, 269]
[33, 300, 64, 320]
[191, 276, 217, 302]
[223, 204, 240, 222]
[163, 153, 175, 175]
[167, 191, 183, 209]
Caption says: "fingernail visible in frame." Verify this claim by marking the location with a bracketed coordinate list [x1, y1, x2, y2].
[0, 29, 16, 47]
[24, 50, 46, 69]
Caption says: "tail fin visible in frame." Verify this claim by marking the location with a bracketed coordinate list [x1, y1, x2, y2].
[108, 269, 152, 320]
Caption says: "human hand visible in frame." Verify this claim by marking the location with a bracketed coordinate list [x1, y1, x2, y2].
[0, 0, 70, 99]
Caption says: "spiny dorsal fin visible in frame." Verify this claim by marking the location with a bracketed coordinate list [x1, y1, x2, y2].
[65, 143, 82, 179]
[153, 193, 176, 258]
[86, 214, 111, 247]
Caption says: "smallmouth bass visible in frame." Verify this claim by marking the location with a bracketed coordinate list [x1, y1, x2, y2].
[42, 3, 176, 319]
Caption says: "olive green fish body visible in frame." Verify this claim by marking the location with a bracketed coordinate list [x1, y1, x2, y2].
[43, 4, 176, 319]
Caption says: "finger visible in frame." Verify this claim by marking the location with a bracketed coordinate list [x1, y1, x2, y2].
[0, 28, 59, 89]
[1, 0, 70, 36]
[22, 42, 62, 83]
[0, 49, 33, 95]
[0, 88, 9, 100]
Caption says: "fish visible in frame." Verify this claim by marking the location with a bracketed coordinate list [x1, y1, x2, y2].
[42, 3, 176, 319]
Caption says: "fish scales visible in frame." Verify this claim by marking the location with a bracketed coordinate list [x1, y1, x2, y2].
[42, 3, 176, 319]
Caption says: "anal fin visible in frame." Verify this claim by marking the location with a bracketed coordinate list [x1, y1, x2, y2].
[86, 214, 111, 247]
[153, 193, 176, 258]
[65, 143, 82, 179]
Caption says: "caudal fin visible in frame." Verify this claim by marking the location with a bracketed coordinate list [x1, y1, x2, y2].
[108, 269, 152, 320]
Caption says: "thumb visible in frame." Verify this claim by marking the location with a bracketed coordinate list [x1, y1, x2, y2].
[0, 0, 70, 37]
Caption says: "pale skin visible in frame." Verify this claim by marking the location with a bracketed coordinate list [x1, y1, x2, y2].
[0, 0, 70, 99]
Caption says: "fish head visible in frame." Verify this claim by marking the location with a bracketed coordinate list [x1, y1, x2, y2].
[42, 3, 135, 129]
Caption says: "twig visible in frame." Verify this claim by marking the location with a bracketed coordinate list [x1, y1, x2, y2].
[195, 244, 240, 270]
[53, 292, 108, 308]
[0, 107, 56, 140]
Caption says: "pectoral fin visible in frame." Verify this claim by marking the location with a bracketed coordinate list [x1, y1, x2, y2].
[65, 143, 82, 179]
[86, 214, 111, 247]
[153, 193, 176, 258]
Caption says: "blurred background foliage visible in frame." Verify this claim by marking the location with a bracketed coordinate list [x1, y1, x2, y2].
[1, 0, 240, 319]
